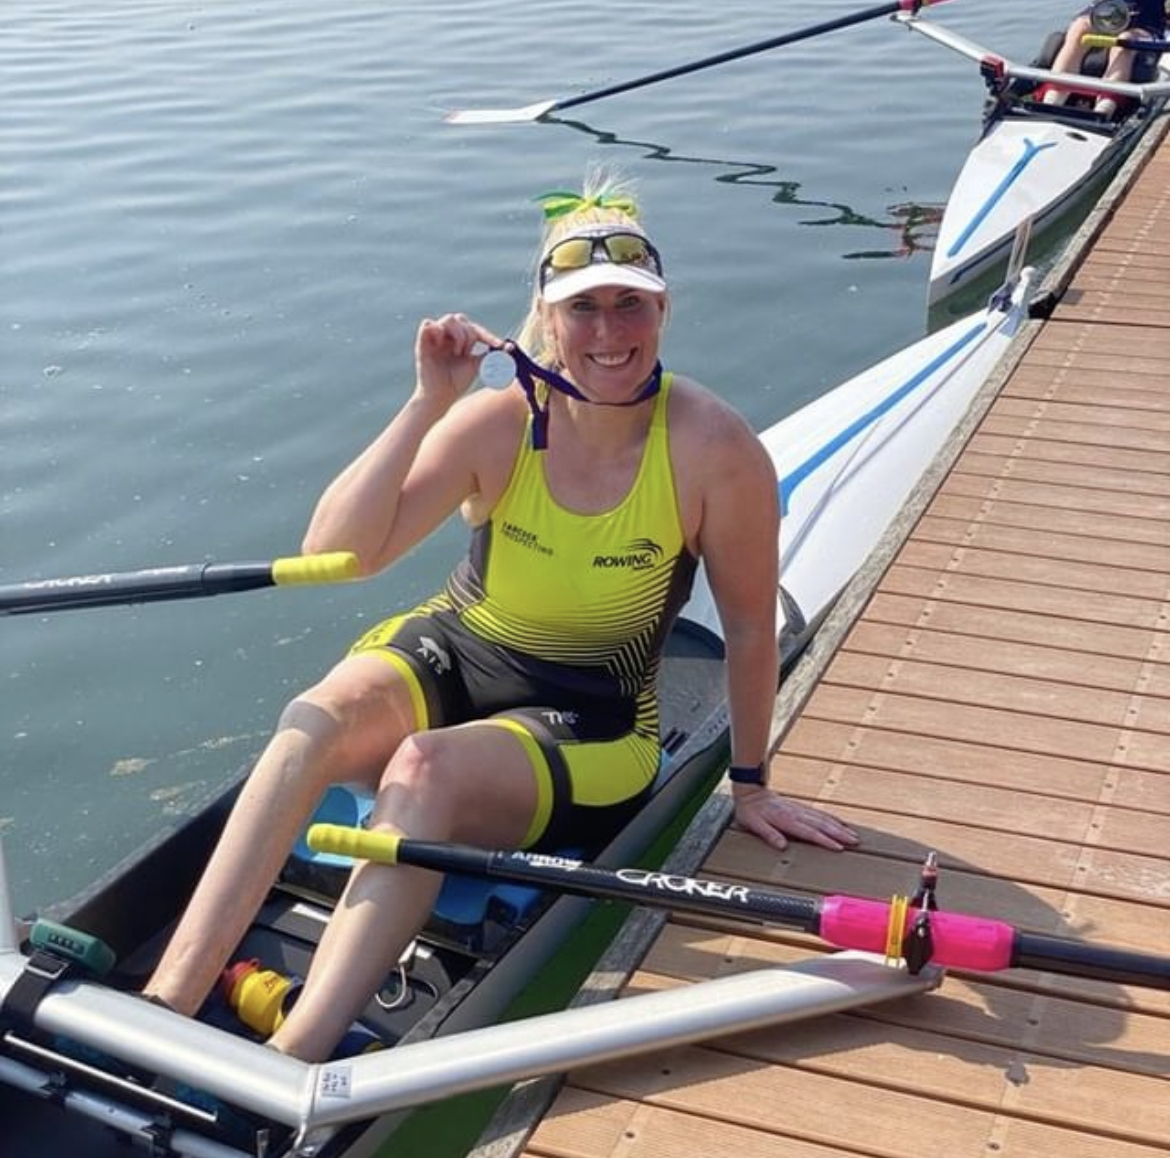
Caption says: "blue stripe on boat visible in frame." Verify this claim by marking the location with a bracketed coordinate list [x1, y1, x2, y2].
[778, 320, 988, 516]
[946, 136, 1057, 258]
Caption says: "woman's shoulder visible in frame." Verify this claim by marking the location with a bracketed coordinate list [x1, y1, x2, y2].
[662, 374, 775, 538]
[666, 372, 758, 446]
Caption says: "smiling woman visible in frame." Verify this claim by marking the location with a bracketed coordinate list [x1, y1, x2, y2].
[517, 188, 669, 402]
[140, 169, 857, 1064]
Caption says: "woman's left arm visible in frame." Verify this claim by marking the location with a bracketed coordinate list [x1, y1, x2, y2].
[698, 409, 859, 853]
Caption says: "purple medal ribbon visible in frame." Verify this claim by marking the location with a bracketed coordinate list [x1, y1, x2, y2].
[496, 341, 663, 450]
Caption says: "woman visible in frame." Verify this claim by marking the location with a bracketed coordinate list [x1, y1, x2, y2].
[1043, 0, 1164, 116]
[144, 176, 858, 1062]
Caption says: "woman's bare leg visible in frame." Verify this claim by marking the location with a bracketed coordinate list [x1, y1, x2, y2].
[1044, 16, 1093, 105]
[1096, 29, 1151, 114]
[269, 721, 540, 1062]
[144, 655, 416, 1015]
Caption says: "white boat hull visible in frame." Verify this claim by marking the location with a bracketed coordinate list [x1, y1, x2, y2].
[682, 267, 1035, 654]
[929, 117, 1117, 304]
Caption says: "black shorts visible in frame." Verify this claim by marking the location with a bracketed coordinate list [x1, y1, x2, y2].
[348, 602, 661, 852]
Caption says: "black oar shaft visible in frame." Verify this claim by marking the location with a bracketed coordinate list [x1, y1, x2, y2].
[0, 552, 359, 615]
[0, 563, 260, 615]
[556, 0, 903, 113]
[1014, 931, 1170, 990]
[401, 840, 823, 930]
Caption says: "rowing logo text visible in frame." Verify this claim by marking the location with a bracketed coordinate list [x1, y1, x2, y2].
[592, 538, 663, 571]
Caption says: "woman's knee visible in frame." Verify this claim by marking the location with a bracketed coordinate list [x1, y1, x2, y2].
[366, 733, 448, 831]
[374, 726, 541, 848]
[378, 731, 449, 795]
[273, 683, 350, 754]
[274, 662, 408, 771]
[1058, 15, 1090, 49]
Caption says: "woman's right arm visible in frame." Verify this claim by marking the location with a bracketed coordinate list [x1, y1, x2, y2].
[302, 314, 509, 574]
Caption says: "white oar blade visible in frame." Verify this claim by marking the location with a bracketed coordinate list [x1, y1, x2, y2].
[445, 100, 558, 125]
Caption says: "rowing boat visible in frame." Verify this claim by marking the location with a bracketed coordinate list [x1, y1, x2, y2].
[897, 9, 1170, 307]
[0, 264, 1036, 1158]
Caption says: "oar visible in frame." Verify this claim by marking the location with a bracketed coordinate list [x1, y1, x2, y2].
[308, 824, 1170, 991]
[1082, 33, 1170, 53]
[0, 551, 361, 616]
[446, 0, 951, 125]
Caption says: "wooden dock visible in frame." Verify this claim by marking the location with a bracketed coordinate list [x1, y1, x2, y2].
[473, 120, 1170, 1158]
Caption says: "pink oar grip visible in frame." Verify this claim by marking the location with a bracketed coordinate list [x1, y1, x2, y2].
[819, 896, 1016, 971]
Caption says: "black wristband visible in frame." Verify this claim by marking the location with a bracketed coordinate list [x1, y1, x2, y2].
[728, 763, 766, 785]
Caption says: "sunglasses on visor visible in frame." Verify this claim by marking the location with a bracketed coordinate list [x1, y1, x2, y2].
[539, 231, 664, 289]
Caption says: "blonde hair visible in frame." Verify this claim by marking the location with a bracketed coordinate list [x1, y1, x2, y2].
[515, 169, 651, 364]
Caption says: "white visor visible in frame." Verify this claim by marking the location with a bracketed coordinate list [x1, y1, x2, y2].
[539, 226, 667, 304]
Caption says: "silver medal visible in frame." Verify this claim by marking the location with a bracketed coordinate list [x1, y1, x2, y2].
[478, 347, 516, 389]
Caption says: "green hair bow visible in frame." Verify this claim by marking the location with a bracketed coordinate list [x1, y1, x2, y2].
[535, 190, 639, 221]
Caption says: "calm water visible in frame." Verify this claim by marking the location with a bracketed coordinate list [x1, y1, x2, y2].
[4, 0, 1078, 915]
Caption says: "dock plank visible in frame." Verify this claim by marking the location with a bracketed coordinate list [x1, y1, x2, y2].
[910, 513, 1170, 573]
[843, 619, 1170, 693]
[611, 971, 1170, 1146]
[879, 565, 1166, 634]
[782, 716, 1169, 812]
[641, 923, 1170, 1040]
[916, 474, 1170, 536]
[558, 1045, 1168, 1158]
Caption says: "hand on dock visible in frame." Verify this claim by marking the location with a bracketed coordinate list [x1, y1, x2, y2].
[732, 788, 859, 852]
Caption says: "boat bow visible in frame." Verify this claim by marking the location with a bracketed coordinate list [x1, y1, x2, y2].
[896, 11, 1170, 305]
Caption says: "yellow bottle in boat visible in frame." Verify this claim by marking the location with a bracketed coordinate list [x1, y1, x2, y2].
[219, 959, 383, 1055]
[220, 958, 301, 1036]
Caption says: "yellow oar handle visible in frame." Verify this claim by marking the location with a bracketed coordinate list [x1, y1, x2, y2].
[272, 552, 361, 586]
[307, 823, 403, 864]
[1078, 33, 1146, 48]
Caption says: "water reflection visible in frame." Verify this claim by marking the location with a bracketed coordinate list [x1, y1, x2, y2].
[551, 113, 944, 261]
